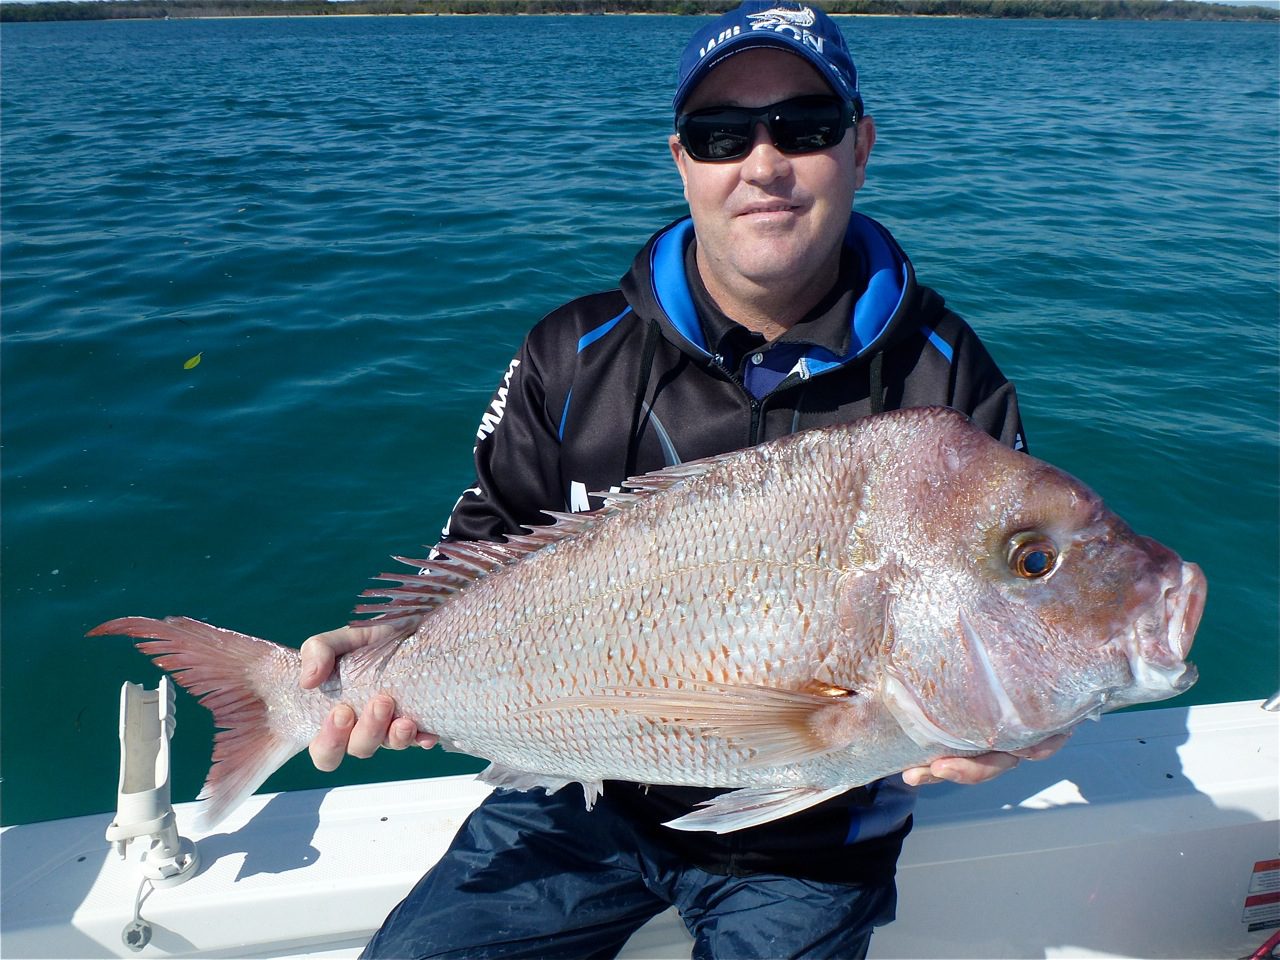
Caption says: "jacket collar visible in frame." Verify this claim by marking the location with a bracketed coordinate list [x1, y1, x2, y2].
[637, 212, 913, 373]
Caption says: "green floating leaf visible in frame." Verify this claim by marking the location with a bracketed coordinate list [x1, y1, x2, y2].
[183, 352, 203, 370]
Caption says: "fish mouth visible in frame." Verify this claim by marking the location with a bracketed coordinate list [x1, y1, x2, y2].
[1117, 560, 1205, 702]
[1164, 562, 1206, 663]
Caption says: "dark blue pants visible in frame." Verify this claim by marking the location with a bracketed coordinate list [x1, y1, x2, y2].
[361, 786, 896, 960]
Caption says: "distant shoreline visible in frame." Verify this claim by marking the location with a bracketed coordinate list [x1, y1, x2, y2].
[41, 10, 971, 18]
[3, 0, 1277, 25]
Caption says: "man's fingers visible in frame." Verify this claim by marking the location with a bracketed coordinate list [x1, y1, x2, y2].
[931, 751, 1021, 785]
[384, 718, 440, 751]
[300, 622, 417, 689]
[308, 704, 356, 772]
[903, 729, 1076, 788]
[902, 752, 1019, 787]
[386, 717, 417, 751]
[1011, 731, 1072, 761]
[299, 639, 335, 690]
[901, 765, 942, 787]
[347, 694, 396, 759]
[299, 629, 357, 690]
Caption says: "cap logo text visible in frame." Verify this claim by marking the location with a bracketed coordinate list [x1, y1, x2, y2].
[699, 25, 741, 59]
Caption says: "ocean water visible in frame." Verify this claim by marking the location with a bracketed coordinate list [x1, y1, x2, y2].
[1, 14, 1276, 827]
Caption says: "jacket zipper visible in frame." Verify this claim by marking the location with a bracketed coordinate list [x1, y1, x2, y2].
[711, 353, 764, 445]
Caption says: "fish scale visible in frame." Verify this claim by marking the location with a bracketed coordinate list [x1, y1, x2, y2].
[90, 407, 1204, 833]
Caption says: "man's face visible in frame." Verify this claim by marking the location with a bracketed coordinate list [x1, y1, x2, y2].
[670, 49, 874, 304]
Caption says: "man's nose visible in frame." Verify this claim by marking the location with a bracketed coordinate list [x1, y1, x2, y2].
[741, 121, 791, 183]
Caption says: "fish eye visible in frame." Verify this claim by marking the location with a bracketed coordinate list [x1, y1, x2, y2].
[1008, 537, 1058, 579]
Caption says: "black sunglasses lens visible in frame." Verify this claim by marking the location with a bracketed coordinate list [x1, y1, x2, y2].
[772, 99, 847, 153]
[680, 97, 849, 162]
[681, 110, 754, 161]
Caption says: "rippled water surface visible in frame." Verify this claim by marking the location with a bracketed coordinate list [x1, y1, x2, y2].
[3, 14, 1276, 825]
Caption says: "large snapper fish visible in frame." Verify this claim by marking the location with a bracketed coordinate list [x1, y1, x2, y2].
[92, 407, 1204, 833]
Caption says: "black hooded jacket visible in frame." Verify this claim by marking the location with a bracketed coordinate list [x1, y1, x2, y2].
[432, 213, 1026, 883]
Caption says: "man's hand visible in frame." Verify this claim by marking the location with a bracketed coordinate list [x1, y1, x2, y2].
[901, 732, 1072, 787]
[300, 623, 438, 772]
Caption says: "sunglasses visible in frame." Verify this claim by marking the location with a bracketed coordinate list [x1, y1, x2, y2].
[676, 95, 859, 163]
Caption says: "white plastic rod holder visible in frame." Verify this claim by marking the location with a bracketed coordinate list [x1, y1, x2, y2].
[105, 676, 199, 888]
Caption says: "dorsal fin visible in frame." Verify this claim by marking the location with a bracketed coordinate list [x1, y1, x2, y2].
[351, 449, 743, 628]
[605, 448, 745, 499]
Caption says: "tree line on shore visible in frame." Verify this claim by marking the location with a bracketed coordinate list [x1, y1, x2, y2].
[2, 0, 1276, 23]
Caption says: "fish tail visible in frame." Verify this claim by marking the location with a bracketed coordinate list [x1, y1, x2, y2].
[89, 616, 313, 831]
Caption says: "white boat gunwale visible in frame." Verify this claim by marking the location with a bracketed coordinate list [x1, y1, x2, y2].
[2, 698, 1277, 959]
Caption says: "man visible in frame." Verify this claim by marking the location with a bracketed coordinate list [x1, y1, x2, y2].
[301, 4, 1067, 957]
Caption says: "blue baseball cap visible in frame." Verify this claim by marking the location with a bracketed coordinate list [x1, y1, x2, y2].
[673, 2, 863, 116]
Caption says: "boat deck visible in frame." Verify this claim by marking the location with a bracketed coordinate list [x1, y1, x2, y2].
[3, 700, 1276, 958]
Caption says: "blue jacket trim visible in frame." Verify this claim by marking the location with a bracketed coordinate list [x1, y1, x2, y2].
[576, 306, 633, 354]
[650, 219, 709, 356]
[648, 213, 908, 377]
[923, 327, 955, 363]
[568, 307, 635, 438]
[558, 386, 574, 441]
[803, 213, 909, 377]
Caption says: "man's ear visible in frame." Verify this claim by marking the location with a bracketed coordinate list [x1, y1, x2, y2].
[670, 134, 692, 202]
[853, 116, 876, 192]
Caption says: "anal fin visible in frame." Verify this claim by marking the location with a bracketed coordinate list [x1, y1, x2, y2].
[476, 762, 603, 810]
[663, 785, 852, 834]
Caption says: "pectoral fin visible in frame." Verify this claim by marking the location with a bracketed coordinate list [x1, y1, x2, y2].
[663, 785, 853, 833]
[524, 677, 868, 768]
